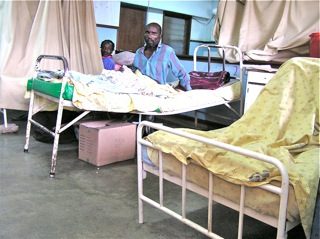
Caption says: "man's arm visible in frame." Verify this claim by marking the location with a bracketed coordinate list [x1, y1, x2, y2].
[133, 49, 141, 70]
[169, 51, 192, 91]
[133, 47, 147, 73]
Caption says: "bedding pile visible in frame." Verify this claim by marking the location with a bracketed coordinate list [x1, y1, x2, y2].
[67, 66, 240, 113]
[146, 57, 320, 238]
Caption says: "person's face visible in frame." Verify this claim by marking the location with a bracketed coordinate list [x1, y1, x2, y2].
[144, 25, 161, 48]
[101, 43, 114, 56]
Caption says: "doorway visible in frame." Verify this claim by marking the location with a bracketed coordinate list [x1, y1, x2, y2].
[117, 4, 146, 53]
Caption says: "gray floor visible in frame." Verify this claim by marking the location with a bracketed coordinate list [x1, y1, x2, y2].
[0, 111, 310, 239]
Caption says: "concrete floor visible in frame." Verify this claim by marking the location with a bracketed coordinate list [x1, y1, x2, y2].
[0, 111, 312, 239]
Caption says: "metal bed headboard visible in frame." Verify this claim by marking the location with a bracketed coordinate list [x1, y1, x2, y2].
[192, 44, 245, 118]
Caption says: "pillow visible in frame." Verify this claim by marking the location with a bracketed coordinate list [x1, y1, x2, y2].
[112, 51, 135, 66]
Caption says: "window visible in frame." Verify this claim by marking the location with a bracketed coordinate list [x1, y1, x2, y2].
[96, 25, 118, 52]
[162, 12, 191, 56]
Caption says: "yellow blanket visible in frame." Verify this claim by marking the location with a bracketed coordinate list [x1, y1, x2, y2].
[147, 57, 320, 238]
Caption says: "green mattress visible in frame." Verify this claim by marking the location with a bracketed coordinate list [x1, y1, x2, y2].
[27, 78, 74, 101]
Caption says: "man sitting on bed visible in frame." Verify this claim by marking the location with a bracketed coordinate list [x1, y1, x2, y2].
[133, 22, 192, 91]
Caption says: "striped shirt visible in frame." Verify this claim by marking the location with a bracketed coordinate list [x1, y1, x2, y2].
[133, 43, 192, 91]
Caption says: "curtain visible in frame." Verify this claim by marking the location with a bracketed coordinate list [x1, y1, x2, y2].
[0, 0, 103, 111]
[213, 0, 320, 63]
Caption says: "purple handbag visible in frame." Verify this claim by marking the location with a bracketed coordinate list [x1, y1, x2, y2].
[189, 47, 231, 90]
[189, 70, 230, 90]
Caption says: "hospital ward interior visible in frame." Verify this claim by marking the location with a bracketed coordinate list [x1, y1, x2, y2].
[1, 1, 319, 239]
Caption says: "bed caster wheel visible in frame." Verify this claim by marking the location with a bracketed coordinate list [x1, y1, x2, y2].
[49, 172, 55, 178]
[24, 149, 28, 153]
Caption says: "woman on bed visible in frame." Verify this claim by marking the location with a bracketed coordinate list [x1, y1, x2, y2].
[133, 22, 192, 91]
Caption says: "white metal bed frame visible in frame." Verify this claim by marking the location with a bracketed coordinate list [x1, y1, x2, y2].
[192, 44, 244, 124]
[1, 108, 9, 127]
[0, 108, 19, 133]
[23, 55, 91, 178]
[137, 121, 300, 239]
[23, 45, 244, 178]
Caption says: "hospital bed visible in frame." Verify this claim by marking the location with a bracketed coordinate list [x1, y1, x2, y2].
[136, 57, 320, 239]
[137, 121, 297, 239]
[23, 45, 244, 178]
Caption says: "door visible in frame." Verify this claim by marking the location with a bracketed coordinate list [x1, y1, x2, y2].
[117, 4, 146, 53]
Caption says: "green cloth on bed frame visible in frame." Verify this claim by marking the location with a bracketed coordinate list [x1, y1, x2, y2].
[27, 78, 74, 100]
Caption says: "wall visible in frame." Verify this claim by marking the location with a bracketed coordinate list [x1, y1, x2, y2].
[94, 1, 120, 26]
[93, 0, 239, 125]
[122, 0, 216, 19]
[96, 27, 118, 50]
[94, 1, 120, 51]
[146, 8, 163, 26]
[94, 0, 218, 54]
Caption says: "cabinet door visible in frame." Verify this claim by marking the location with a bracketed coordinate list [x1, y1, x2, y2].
[244, 83, 265, 112]
[244, 71, 275, 113]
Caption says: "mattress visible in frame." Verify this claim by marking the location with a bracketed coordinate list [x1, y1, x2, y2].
[143, 147, 300, 224]
[27, 77, 74, 100]
[26, 68, 241, 114]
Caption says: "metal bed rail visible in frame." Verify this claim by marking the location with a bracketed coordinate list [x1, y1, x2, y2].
[137, 121, 290, 239]
[23, 55, 91, 178]
[192, 44, 245, 123]
[1, 108, 8, 127]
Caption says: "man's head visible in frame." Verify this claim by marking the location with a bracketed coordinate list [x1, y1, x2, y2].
[101, 40, 115, 56]
[144, 22, 162, 48]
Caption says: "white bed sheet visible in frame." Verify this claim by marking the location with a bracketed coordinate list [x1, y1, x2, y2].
[67, 68, 241, 114]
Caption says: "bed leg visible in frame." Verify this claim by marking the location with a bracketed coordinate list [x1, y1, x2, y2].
[138, 168, 144, 223]
[24, 119, 31, 153]
[24, 90, 35, 153]
[137, 131, 144, 224]
[49, 99, 64, 178]
[237, 185, 245, 239]
[138, 197, 144, 224]
[194, 110, 198, 128]
[49, 132, 60, 178]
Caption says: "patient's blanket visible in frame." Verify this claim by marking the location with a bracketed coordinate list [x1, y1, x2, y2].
[68, 66, 176, 112]
[68, 66, 240, 113]
[146, 57, 320, 238]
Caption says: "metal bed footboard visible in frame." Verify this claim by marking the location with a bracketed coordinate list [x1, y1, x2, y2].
[23, 55, 91, 178]
[137, 121, 291, 239]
